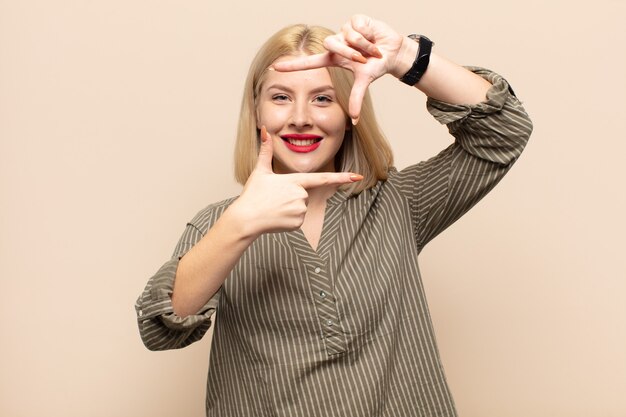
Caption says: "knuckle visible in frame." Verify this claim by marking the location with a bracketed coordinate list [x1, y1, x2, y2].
[290, 215, 305, 229]
[346, 31, 360, 43]
[352, 17, 368, 32]
[297, 189, 309, 199]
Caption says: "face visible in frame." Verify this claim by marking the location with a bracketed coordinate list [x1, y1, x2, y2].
[256, 55, 349, 175]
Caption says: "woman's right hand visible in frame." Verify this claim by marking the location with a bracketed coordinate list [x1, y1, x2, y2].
[229, 126, 362, 237]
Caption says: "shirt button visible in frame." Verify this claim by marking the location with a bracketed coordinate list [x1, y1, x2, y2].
[319, 291, 326, 299]
[326, 320, 333, 327]
[314, 267, 321, 273]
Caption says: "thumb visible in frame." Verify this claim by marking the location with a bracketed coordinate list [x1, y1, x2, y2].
[255, 125, 274, 172]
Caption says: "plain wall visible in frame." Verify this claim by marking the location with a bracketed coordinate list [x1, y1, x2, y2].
[1, 0, 625, 416]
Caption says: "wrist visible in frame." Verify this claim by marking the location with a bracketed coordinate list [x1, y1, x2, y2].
[390, 36, 420, 79]
[398, 35, 433, 86]
[222, 201, 263, 242]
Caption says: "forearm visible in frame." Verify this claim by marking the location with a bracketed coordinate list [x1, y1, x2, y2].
[391, 38, 492, 105]
[171, 204, 258, 317]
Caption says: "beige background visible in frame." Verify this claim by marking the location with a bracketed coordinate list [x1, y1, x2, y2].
[1, 0, 625, 416]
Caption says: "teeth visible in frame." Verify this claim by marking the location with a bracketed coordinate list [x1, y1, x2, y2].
[288, 138, 317, 146]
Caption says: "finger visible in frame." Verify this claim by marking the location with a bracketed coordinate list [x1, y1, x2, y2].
[344, 17, 383, 58]
[272, 53, 334, 72]
[348, 73, 372, 124]
[291, 172, 364, 189]
[350, 15, 376, 42]
[255, 125, 274, 172]
[323, 36, 369, 64]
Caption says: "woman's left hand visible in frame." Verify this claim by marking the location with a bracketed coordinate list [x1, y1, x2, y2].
[272, 14, 406, 123]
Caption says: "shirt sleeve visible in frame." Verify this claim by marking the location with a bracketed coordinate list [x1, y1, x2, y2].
[135, 198, 235, 351]
[391, 67, 533, 251]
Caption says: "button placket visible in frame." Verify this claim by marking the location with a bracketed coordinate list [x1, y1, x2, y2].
[311, 265, 331, 303]
[308, 263, 347, 354]
[280, 223, 347, 355]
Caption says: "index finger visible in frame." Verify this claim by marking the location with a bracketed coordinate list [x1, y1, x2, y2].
[271, 53, 333, 72]
[290, 172, 363, 189]
[348, 73, 372, 124]
[342, 16, 383, 59]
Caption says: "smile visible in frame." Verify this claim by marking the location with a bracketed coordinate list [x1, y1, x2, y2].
[280, 134, 323, 153]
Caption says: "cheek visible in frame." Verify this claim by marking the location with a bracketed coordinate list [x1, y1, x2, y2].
[257, 105, 289, 131]
[315, 112, 348, 133]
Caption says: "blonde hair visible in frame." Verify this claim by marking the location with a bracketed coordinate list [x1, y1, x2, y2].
[234, 24, 394, 194]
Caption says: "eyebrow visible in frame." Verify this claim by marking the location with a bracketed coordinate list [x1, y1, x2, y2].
[266, 83, 336, 95]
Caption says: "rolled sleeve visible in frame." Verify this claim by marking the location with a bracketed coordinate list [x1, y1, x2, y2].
[427, 66, 532, 165]
[135, 242, 220, 351]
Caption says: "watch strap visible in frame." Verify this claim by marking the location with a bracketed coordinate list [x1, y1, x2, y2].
[399, 34, 433, 86]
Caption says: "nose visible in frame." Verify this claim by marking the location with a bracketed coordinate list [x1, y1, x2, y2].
[288, 101, 313, 128]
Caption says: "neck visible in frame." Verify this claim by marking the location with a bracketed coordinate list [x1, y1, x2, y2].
[306, 184, 339, 207]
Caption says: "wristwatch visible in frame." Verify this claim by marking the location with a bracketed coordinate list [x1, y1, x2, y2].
[399, 34, 433, 86]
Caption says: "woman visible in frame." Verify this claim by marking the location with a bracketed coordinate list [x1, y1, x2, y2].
[136, 15, 532, 416]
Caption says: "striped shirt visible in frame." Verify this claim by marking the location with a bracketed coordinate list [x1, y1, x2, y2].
[136, 67, 533, 417]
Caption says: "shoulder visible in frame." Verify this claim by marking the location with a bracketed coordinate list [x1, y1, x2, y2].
[353, 166, 413, 204]
[187, 196, 239, 234]
[384, 164, 425, 190]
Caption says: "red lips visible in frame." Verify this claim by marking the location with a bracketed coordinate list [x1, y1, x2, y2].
[280, 134, 323, 140]
[280, 134, 323, 153]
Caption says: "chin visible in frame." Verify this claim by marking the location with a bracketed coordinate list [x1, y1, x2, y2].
[276, 159, 331, 174]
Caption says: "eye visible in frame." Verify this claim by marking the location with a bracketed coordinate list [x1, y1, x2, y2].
[313, 95, 333, 104]
[272, 94, 290, 102]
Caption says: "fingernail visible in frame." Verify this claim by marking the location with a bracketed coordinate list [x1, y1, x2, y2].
[351, 117, 359, 126]
[372, 47, 383, 58]
[351, 52, 367, 64]
[350, 174, 364, 182]
[260, 126, 268, 142]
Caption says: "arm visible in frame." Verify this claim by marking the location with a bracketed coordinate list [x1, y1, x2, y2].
[394, 68, 533, 250]
[170, 206, 258, 317]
